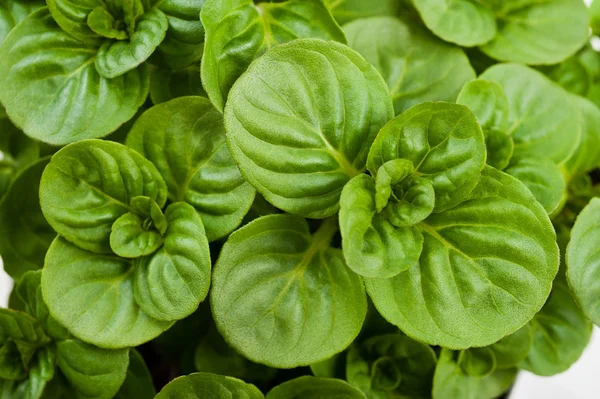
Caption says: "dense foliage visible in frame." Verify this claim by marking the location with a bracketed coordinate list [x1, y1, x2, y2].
[1, 0, 600, 398]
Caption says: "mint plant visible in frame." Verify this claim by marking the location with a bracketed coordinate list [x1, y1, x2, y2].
[1, 0, 600, 398]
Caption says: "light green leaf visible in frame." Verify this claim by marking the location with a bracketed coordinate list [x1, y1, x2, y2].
[201, 0, 347, 112]
[0, 158, 55, 279]
[87, 6, 127, 40]
[109, 213, 163, 258]
[95, 8, 168, 78]
[368, 102, 486, 213]
[457, 348, 495, 378]
[126, 96, 255, 241]
[113, 350, 155, 399]
[129, 196, 167, 234]
[133, 202, 211, 321]
[481, 63, 581, 164]
[592, 0, 600, 35]
[155, 372, 264, 399]
[42, 237, 174, 348]
[0, 309, 50, 347]
[152, 0, 205, 69]
[55, 340, 129, 399]
[456, 80, 509, 133]
[520, 279, 592, 376]
[505, 157, 565, 214]
[432, 349, 517, 399]
[563, 95, 600, 178]
[545, 56, 592, 97]
[324, 0, 400, 25]
[366, 166, 559, 349]
[480, 0, 589, 65]
[267, 376, 366, 399]
[310, 353, 346, 380]
[46, 0, 101, 43]
[374, 159, 414, 213]
[0, 9, 150, 145]
[149, 66, 206, 104]
[211, 215, 367, 368]
[225, 39, 393, 218]
[40, 139, 167, 254]
[0, 0, 43, 45]
[344, 16, 475, 115]
[413, 0, 496, 47]
[567, 197, 600, 326]
[488, 325, 533, 369]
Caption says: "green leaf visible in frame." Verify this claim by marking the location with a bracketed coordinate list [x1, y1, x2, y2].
[55, 340, 129, 399]
[46, 0, 101, 43]
[480, 0, 589, 65]
[346, 334, 436, 398]
[0, 309, 50, 347]
[545, 56, 593, 97]
[201, 0, 347, 112]
[344, 16, 475, 115]
[310, 353, 346, 379]
[324, 0, 400, 25]
[126, 96, 255, 241]
[432, 349, 517, 399]
[567, 197, 600, 326]
[0, 341, 27, 380]
[87, 6, 127, 40]
[109, 213, 163, 258]
[520, 279, 593, 376]
[505, 157, 565, 214]
[224, 39, 393, 218]
[155, 372, 264, 399]
[152, 0, 205, 69]
[592, 0, 600, 36]
[133, 202, 211, 322]
[0, 9, 150, 145]
[42, 237, 174, 348]
[129, 196, 167, 234]
[0, 0, 43, 45]
[366, 166, 559, 349]
[211, 215, 367, 368]
[95, 8, 168, 78]
[149, 66, 206, 104]
[113, 350, 155, 399]
[480, 63, 581, 164]
[0, 158, 55, 279]
[368, 102, 486, 213]
[267, 376, 366, 399]
[40, 139, 167, 254]
[0, 346, 56, 399]
[413, 0, 496, 47]
[488, 325, 533, 370]
[562, 95, 600, 178]
[457, 348, 495, 378]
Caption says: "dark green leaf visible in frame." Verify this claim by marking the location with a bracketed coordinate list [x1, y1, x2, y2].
[113, 350, 155, 399]
[149, 66, 206, 104]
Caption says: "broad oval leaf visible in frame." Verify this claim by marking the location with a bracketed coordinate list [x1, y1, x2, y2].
[324, 0, 400, 25]
[520, 279, 593, 376]
[344, 17, 475, 115]
[563, 95, 600, 178]
[0, 0, 43, 45]
[201, 0, 347, 112]
[126, 96, 255, 241]
[211, 214, 367, 368]
[55, 340, 129, 399]
[480, 63, 581, 164]
[42, 237, 174, 348]
[366, 166, 559, 349]
[0, 8, 150, 145]
[113, 350, 155, 399]
[40, 139, 167, 254]
[46, 0, 101, 43]
[109, 213, 163, 258]
[133, 202, 211, 322]
[149, 66, 206, 104]
[567, 197, 600, 326]
[267, 376, 366, 399]
[480, 0, 589, 65]
[413, 0, 496, 47]
[0, 158, 55, 279]
[368, 102, 486, 213]
[95, 8, 168, 79]
[225, 39, 393, 218]
[155, 372, 264, 399]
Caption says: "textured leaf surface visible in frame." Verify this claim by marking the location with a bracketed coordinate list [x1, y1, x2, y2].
[46, 0, 101, 43]
[225, 39, 393, 218]
[155, 372, 264, 399]
[0, 0, 43, 45]
[211, 215, 367, 368]
[127, 96, 255, 241]
[0, 9, 149, 145]
[267, 376, 366, 399]
[40, 140, 167, 254]
[344, 17, 475, 115]
[201, 0, 346, 112]
[109, 213, 163, 258]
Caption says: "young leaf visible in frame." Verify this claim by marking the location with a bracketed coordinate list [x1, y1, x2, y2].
[42, 237, 174, 348]
[0, 9, 150, 145]
[40, 139, 168, 254]
[567, 197, 600, 326]
[95, 8, 168, 78]
[344, 16, 475, 115]
[133, 202, 211, 322]
[0, 0, 43, 45]
[520, 279, 593, 376]
[481, 64, 581, 164]
[155, 372, 264, 399]
[0, 346, 56, 399]
[149, 66, 206, 104]
[0, 158, 55, 279]
[46, 0, 102, 43]
[126, 96, 255, 241]
[211, 215, 367, 368]
[267, 376, 366, 399]
[324, 0, 400, 25]
[201, 0, 347, 112]
[87, 7, 128, 40]
[113, 350, 155, 399]
[109, 213, 164, 258]
[366, 166, 559, 349]
[225, 39, 393, 218]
